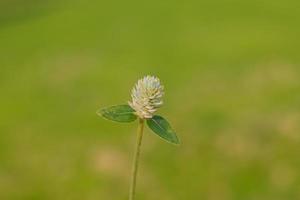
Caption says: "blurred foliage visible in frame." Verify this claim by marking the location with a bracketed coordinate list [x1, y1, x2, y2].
[0, 0, 300, 199]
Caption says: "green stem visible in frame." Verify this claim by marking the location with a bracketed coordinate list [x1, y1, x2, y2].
[129, 118, 144, 200]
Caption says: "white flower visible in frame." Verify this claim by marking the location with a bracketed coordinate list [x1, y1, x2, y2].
[128, 75, 164, 119]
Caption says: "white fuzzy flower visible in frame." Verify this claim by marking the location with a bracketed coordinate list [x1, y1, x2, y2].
[128, 75, 164, 119]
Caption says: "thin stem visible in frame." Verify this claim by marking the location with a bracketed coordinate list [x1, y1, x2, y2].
[129, 118, 144, 200]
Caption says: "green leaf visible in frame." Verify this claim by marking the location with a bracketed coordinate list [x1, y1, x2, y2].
[97, 105, 137, 123]
[147, 115, 180, 145]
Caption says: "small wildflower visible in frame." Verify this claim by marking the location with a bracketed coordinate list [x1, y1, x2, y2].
[128, 75, 164, 119]
[97, 75, 179, 200]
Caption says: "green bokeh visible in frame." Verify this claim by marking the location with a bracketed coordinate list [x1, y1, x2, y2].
[1, 0, 300, 199]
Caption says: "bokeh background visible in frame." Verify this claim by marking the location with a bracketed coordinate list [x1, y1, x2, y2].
[1, 0, 300, 199]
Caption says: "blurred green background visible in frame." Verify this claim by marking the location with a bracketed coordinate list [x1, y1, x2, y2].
[1, 0, 300, 199]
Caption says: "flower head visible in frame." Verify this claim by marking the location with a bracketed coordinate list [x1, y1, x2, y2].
[128, 75, 164, 119]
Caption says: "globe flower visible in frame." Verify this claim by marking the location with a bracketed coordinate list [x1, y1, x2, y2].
[128, 75, 164, 119]
[97, 75, 180, 200]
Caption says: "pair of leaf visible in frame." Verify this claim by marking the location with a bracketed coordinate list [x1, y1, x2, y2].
[97, 105, 180, 145]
